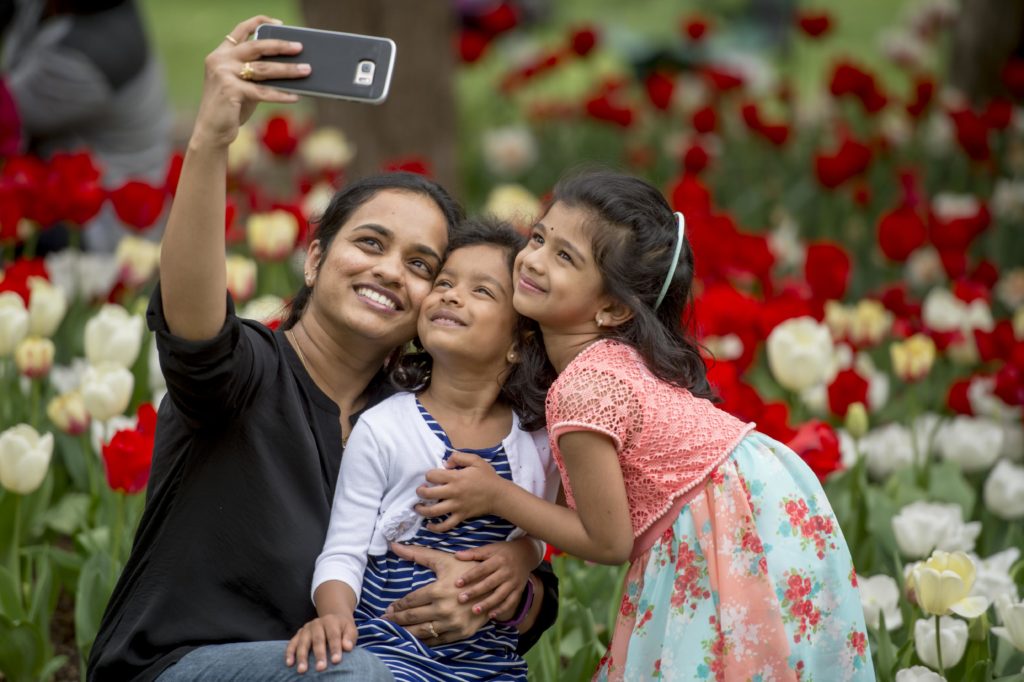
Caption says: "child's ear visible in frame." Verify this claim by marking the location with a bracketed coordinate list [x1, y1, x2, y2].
[596, 298, 634, 329]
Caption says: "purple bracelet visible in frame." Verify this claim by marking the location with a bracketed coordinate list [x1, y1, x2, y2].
[495, 577, 536, 628]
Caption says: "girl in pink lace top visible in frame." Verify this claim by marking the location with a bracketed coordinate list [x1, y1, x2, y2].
[416, 171, 873, 681]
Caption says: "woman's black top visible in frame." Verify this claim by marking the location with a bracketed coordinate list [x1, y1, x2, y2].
[87, 286, 557, 681]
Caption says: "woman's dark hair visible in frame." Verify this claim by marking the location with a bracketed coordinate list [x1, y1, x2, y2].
[551, 169, 715, 401]
[282, 172, 463, 330]
[391, 215, 553, 431]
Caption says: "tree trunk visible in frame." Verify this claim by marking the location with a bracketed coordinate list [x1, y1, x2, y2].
[299, 0, 459, 194]
[949, 0, 1024, 103]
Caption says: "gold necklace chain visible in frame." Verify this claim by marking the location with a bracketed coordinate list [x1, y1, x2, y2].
[287, 328, 349, 448]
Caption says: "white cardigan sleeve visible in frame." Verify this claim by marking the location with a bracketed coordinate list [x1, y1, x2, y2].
[311, 418, 389, 604]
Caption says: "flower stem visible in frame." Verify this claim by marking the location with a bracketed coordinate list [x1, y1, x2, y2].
[10, 494, 22, 608]
[110, 491, 125, 586]
[29, 379, 41, 430]
[80, 432, 98, 498]
[934, 614, 945, 676]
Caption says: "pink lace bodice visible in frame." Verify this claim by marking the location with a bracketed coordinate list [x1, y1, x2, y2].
[546, 339, 755, 537]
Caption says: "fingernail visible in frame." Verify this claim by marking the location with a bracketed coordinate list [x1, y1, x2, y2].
[270, 18, 284, 24]
[456, 580, 464, 587]
[297, 63, 311, 74]
[473, 606, 481, 614]
[290, 41, 303, 49]
[458, 593, 468, 602]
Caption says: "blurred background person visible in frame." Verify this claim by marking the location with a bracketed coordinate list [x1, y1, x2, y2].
[0, 0, 172, 252]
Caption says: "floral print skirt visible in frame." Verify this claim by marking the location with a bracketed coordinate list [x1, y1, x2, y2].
[596, 431, 874, 681]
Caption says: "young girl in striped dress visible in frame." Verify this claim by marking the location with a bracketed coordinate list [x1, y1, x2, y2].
[419, 171, 874, 681]
[286, 217, 557, 681]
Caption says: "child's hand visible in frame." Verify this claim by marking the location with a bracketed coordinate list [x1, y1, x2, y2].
[284, 614, 358, 674]
[415, 451, 502, 532]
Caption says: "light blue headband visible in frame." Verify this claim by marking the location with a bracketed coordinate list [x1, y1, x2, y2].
[654, 212, 686, 309]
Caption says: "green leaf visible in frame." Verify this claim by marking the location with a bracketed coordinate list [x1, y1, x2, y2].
[74, 552, 114, 662]
[873, 612, 896, 682]
[0, 564, 25, 623]
[38, 655, 68, 682]
[42, 493, 92, 536]
[53, 432, 89, 492]
[927, 461, 976, 518]
[0, 614, 45, 682]
[865, 488, 899, 559]
[27, 552, 54, 629]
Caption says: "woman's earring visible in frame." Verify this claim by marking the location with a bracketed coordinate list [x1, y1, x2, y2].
[507, 350, 518, 363]
[595, 315, 604, 328]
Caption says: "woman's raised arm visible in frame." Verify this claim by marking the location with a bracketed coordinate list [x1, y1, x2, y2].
[160, 16, 306, 340]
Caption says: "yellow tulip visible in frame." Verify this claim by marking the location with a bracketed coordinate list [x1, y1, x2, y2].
[907, 550, 989, 618]
[890, 334, 936, 382]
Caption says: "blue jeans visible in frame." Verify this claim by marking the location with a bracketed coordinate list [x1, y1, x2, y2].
[156, 641, 395, 681]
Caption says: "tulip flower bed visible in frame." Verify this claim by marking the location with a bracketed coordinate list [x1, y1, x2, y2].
[3, 2, 1024, 680]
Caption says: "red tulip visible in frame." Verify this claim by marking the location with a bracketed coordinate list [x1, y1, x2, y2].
[682, 15, 710, 42]
[682, 143, 710, 174]
[814, 137, 872, 188]
[796, 10, 832, 38]
[0, 258, 48, 303]
[261, 115, 300, 157]
[974, 321, 1016, 363]
[384, 156, 432, 176]
[458, 29, 491, 63]
[476, 1, 518, 35]
[692, 105, 717, 133]
[110, 180, 166, 231]
[1002, 58, 1024, 99]
[805, 241, 851, 301]
[787, 420, 842, 482]
[102, 403, 157, 494]
[947, 377, 974, 415]
[644, 72, 675, 111]
[906, 77, 935, 119]
[995, 364, 1024, 407]
[948, 108, 991, 162]
[584, 92, 635, 127]
[702, 65, 744, 92]
[877, 205, 927, 262]
[164, 152, 185, 196]
[47, 152, 106, 226]
[970, 260, 999, 289]
[0, 80, 21, 157]
[827, 368, 870, 418]
[983, 98, 1013, 131]
[568, 26, 598, 57]
[829, 61, 887, 113]
[0, 180, 23, 242]
[668, 173, 712, 217]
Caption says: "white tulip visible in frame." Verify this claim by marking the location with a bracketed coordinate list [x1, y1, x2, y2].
[49, 358, 89, 395]
[225, 255, 258, 303]
[80, 362, 134, 421]
[298, 127, 355, 172]
[227, 124, 258, 172]
[84, 304, 145, 369]
[239, 295, 286, 326]
[1001, 421, 1023, 462]
[892, 501, 980, 559]
[857, 423, 915, 480]
[0, 291, 30, 356]
[984, 459, 1024, 520]
[895, 666, 945, 682]
[995, 267, 1024, 311]
[43, 250, 119, 302]
[483, 184, 542, 230]
[905, 247, 945, 290]
[914, 617, 967, 671]
[27, 277, 67, 337]
[992, 593, 1024, 653]
[921, 288, 962, 333]
[971, 548, 1021, 604]
[967, 376, 1022, 422]
[115, 235, 161, 287]
[859, 574, 903, 631]
[0, 424, 54, 494]
[854, 352, 890, 412]
[766, 317, 835, 392]
[935, 415, 1004, 473]
[482, 125, 538, 178]
[247, 210, 299, 261]
[148, 338, 166, 398]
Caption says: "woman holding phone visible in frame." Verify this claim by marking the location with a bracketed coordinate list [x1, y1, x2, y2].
[87, 16, 556, 681]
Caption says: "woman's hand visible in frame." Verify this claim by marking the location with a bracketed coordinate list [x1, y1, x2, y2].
[452, 537, 540, 620]
[383, 544, 489, 645]
[414, 451, 505, 532]
[192, 16, 308, 149]
[285, 613, 358, 674]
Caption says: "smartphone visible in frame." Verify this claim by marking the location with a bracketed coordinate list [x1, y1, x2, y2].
[253, 24, 396, 104]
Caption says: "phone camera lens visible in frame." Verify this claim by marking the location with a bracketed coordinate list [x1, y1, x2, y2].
[360, 63, 372, 72]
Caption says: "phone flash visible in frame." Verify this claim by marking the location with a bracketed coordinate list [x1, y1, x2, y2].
[355, 60, 375, 85]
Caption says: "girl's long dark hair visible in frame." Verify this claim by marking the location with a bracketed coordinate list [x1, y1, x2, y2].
[552, 169, 715, 401]
[282, 172, 464, 330]
[390, 215, 553, 431]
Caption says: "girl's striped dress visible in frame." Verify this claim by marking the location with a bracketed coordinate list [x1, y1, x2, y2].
[352, 400, 526, 682]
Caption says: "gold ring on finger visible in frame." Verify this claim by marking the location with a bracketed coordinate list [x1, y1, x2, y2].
[224, 34, 239, 45]
[427, 622, 438, 638]
[239, 62, 256, 81]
